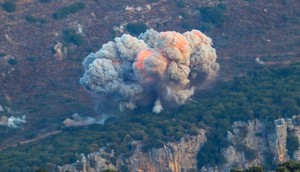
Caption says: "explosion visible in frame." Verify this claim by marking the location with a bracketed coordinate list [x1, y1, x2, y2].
[80, 29, 219, 113]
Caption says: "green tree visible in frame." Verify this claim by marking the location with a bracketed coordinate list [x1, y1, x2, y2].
[199, 4, 226, 27]
[39, 0, 51, 3]
[63, 28, 84, 46]
[286, 135, 299, 158]
[52, 2, 85, 20]
[2, 1, 16, 13]
[277, 161, 300, 171]
[244, 148, 257, 161]
[125, 22, 148, 36]
[103, 169, 119, 172]
[7, 58, 18, 65]
[244, 166, 264, 172]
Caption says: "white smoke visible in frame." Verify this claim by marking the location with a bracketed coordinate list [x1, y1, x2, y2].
[255, 57, 265, 65]
[63, 113, 104, 127]
[80, 29, 219, 113]
[152, 99, 163, 113]
[0, 115, 26, 128]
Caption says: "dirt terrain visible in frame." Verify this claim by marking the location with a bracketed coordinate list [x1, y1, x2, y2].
[0, 0, 299, 148]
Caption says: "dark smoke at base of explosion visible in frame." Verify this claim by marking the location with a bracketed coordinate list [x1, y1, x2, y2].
[80, 29, 219, 114]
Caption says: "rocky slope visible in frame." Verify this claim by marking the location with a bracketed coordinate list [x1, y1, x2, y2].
[59, 130, 206, 172]
[60, 115, 300, 172]
[203, 115, 300, 172]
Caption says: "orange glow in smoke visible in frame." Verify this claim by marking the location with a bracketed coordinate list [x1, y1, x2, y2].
[135, 49, 155, 83]
[191, 30, 208, 45]
[136, 49, 153, 70]
[161, 32, 189, 57]
[193, 30, 204, 39]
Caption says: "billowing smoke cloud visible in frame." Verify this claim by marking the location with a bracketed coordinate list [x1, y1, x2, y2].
[63, 113, 105, 127]
[80, 29, 219, 113]
[0, 115, 26, 128]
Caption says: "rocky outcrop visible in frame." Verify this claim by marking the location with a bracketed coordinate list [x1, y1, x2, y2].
[59, 129, 206, 172]
[205, 119, 269, 172]
[58, 149, 117, 172]
[268, 118, 288, 163]
[203, 115, 300, 172]
[60, 115, 300, 172]
[285, 115, 300, 160]
[125, 129, 206, 172]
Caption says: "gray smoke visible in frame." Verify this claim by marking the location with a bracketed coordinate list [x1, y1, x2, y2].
[63, 113, 104, 127]
[80, 29, 219, 113]
[0, 115, 26, 128]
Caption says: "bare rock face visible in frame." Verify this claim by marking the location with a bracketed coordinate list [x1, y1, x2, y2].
[213, 120, 269, 172]
[58, 149, 117, 172]
[268, 118, 288, 163]
[59, 115, 300, 172]
[125, 129, 206, 172]
[266, 115, 300, 163]
[285, 115, 300, 160]
[59, 130, 206, 172]
[203, 115, 300, 172]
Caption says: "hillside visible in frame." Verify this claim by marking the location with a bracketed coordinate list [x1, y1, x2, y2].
[1, 62, 300, 171]
[0, 0, 299, 146]
[0, 0, 300, 171]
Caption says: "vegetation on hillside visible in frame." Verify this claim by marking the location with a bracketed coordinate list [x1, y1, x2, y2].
[39, 0, 51, 3]
[63, 28, 84, 46]
[231, 160, 300, 172]
[125, 22, 149, 36]
[25, 16, 47, 24]
[1, 63, 300, 171]
[2, 1, 16, 13]
[198, 3, 226, 31]
[52, 2, 85, 20]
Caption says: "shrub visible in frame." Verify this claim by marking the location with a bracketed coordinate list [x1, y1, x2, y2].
[244, 166, 264, 172]
[26, 56, 40, 62]
[230, 169, 243, 172]
[63, 28, 84, 46]
[0, 53, 6, 57]
[25, 16, 47, 24]
[25, 15, 37, 23]
[7, 59, 18, 65]
[236, 125, 248, 139]
[39, 0, 51, 3]
[278, 161, 300, 171]
[199, 22, 212, 32]
[103, 169, 119, 172]
[199, 4, 226, 27]
[53, 2, 85, 20]
[244, 148, 257, 161]
[181, 20, 192, 30]
[125, 22, 148, 36]
[286, 135, 299, 158]
[197, 140, 227, 168]
[2, 1, 16, 13]
[236, 143, 247, 152]
[176, 0, 186, 8]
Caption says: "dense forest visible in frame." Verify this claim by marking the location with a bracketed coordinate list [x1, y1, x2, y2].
[232, 160, 300, 172]
[1, 63, 300, 171]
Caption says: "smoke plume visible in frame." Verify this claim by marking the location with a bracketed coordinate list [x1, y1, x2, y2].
[63, 113, 104, 127]
[0, 115, 26, 128]
[80, 29, 219, 113]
